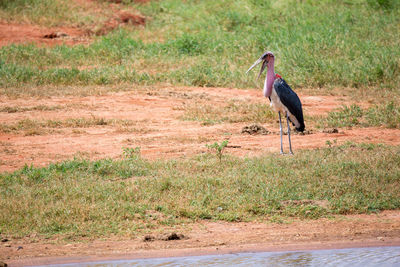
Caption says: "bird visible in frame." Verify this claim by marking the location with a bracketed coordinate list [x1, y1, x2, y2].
[246, 51, 305, 154]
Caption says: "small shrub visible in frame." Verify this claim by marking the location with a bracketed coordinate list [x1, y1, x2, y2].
[206, 140, 229, 162]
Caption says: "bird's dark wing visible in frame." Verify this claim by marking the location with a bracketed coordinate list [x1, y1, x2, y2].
[273, 78, 305, 132]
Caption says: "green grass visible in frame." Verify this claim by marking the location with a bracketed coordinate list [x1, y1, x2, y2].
[1, 143, 399, 238]
[316, 102, 400, 128]
[0, 0, 399, 96]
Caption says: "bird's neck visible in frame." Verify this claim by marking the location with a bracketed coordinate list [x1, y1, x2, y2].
[263, 62, 275, 98]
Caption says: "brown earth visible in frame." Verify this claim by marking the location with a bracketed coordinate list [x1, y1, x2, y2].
[2, 211, 400, 266]
[1, 86, 399, 173]
[0, 23, 90, 47]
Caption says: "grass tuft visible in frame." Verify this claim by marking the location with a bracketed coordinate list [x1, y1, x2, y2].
[317, 102, 400, 128]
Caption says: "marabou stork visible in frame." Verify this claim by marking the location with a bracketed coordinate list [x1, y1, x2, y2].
[246, 51, 305, 154]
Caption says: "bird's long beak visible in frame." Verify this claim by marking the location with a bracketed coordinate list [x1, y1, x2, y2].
[257, 60, 268, 80]
[246, 58, 268, 80]
[246, 58, 262, 74]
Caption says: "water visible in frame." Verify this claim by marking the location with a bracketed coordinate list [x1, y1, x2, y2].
[41, 246, 400, 267]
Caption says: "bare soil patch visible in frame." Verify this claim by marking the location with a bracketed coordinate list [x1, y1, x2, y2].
[0, 23, 90, 47]
[1, 86, 400, 172]
[2, 211, 400, 266]
[0, 0, 146, 47]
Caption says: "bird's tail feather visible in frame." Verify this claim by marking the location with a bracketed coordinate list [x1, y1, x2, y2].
[295, 124, 305, 132]
[288, 115, 305, 132]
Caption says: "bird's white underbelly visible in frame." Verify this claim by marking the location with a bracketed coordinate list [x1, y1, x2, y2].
[269, 89, 286, 113]
[269, 89, 301, 128]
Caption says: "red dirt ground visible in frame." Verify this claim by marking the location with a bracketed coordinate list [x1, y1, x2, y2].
[1, 86, 399, 173]
[0, 0, 146, 47]
[0, 23, 90, 47]
[3, 211, 400, 266]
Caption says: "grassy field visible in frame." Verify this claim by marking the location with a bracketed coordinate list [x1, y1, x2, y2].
[0, 0, 399, 97]
[1, 0, 400, 241]
[1, 143, 399, 238]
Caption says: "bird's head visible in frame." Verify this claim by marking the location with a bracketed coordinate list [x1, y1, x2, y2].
[246, 51, 275, 80]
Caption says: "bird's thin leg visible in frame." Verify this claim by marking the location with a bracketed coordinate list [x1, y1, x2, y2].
[278, 112, 284, 154]
[286, 113, 293, 155]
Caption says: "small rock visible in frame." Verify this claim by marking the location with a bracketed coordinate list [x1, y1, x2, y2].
[1, 238, 8, 242]
[0, 261, 8, 267]
[143, 235, 155, 242]
[164, 233, 184, 241]
[4, 243, 11, 247]
[377, 236, 385, 241]
[43, 32, 68, 39]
